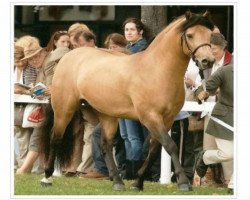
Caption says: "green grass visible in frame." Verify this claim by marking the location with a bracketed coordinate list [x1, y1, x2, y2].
[14, 174, 229, 196]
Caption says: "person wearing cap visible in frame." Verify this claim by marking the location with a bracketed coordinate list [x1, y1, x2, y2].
[195, 61, 234, 194]
[201, 32, 233, 81]
[194, 32, 233, 187]
[210, 32, 233, 73]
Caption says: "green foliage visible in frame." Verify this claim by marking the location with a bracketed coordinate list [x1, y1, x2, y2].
[14, 174, 229, 196]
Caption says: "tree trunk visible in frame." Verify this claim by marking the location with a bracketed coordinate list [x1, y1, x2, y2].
[141, 6, 167, 41]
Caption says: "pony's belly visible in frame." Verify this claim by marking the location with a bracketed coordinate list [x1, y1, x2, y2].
[80, 92, 138, 119]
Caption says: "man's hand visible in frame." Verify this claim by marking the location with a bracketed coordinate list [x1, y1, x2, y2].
[197, 91, 209, 101]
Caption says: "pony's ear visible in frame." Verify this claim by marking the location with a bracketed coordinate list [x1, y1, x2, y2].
[185, 10, 192, 20]
[203, 10, 210, 18]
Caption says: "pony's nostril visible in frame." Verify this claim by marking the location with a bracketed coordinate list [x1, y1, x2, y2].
[202, 59, 208, 65]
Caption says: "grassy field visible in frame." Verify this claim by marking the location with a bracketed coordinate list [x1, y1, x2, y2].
[14, 174, 231, 196]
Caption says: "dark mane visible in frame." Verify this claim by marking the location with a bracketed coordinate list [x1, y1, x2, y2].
[178, 13, 214, 32]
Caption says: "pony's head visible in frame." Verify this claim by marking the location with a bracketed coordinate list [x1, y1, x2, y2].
[179, 11, 215, 70]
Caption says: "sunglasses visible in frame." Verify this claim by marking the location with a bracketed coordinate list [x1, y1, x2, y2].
[56, 31, 68, 34]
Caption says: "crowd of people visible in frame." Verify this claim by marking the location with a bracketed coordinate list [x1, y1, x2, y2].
[14, 17, 234, 194]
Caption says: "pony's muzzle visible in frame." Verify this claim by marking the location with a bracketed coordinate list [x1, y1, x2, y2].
[201, 58, 209, 66]
[202, 58, 214, 68]
[195, 58, 214, 70]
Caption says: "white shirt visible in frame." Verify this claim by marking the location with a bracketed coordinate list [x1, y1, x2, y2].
[14, 68, 23, 84]
[205, 53, 225, 102]
[211, 53, 225, 75]
[185, 59, 202, 89]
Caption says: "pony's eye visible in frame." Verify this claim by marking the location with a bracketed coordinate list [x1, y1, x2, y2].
[186, 34, 193, 39]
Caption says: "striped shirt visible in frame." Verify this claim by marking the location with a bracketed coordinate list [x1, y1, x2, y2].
[23, 64, 37, 85]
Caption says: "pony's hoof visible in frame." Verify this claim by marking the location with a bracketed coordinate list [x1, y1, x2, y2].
[40, 177, 53, 187]
[130, 182, 143, 191]
[113, 183, 125, 191]
[130, 186, 141, 192]
[178, 183, 192, 192]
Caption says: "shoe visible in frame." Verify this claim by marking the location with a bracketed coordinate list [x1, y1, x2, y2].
[228, 188, 233, 195]
[81, 170, 108, 179]
[75, 171, 87, 177]
[211, 163, 223, 184]
[64, 171, 77, 177]
[195, 150, 208, 178]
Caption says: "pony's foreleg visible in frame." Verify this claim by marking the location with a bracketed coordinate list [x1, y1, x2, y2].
[160, 131, 192, 191]
[99, 115, 125, 191]
[131, 137, 161, 191]
[141, 114, 192, 192]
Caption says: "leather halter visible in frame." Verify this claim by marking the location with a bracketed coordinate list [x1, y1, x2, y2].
[181, 32, 211, 61]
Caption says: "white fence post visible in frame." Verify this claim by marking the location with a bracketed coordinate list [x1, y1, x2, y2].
[160, 130, 171, 184]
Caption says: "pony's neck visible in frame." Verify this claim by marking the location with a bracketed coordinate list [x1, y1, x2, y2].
[145, 17, 190, 77]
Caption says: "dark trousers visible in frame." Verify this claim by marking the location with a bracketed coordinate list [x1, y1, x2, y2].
[170, 118, 195, 182]
[192, 129, 204, 164]
[91, 124, 126, 175]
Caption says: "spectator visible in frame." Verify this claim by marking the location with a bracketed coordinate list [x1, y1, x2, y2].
[170, 110, 194, 183]
[65, 28, 99, 177]
[104, 33, 129, 54]
[119, 17, 149, 179]
[14, 36, 44, 174]
[18, 31, 72, 175]
[123, 17, 148, 53]
[184, 60, 204, 185]
[81, 33, 128, 179]
[73, 30, 96, 48]
[42, 30, 70, 90]
[67, 22, 90, 49]
[40, 30, 71, 176]
[197, 32, 233, 186]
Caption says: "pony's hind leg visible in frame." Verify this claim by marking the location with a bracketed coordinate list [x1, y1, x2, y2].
[131, 137, 161, 191]
[41, 98, 78, 187]
[99, 115, 125, 191]
[40, 104, 56, 186]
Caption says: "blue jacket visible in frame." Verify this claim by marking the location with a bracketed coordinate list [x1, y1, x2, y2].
[127, 38, 148, 53]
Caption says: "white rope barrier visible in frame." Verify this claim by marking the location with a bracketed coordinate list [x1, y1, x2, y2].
[14, 94, 49, 104]
[14, 94, 215, 184]
[14, 94, 216, 110]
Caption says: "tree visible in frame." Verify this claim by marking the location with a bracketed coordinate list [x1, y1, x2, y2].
[141, 6, 167, 41]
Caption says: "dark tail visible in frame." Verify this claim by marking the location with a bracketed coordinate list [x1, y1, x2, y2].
[40, 103, 54, 162]
[40, 103, 82, 168]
